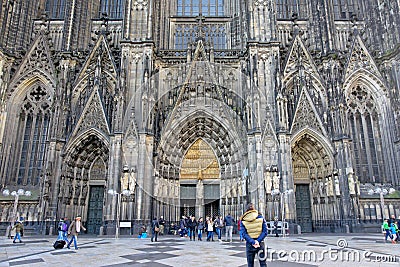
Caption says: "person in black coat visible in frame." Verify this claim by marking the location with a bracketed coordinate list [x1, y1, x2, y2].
[151, 217, 160, 242]
[187, 215, 197, 241]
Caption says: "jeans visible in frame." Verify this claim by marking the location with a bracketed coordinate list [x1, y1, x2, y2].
[273, 227, 279, 237]
[189, 229, 196, 240]
[216, 228, 222, 240]
[207, 231, 214, 241]
[198, 229, 203, 240]
[225, 226, 233, 241]
[245, 241, 266, 267]
[63, 231, 69, 242]
[57, 230, 64, 240]
[13, 232, 21, 242]
[385, 229, 393, 241]
[151, 230, 158, 242]
[67, 235, 78, 249]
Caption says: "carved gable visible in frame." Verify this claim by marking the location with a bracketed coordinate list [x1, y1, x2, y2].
[78, 35, 117, 84]
[70, 87, 110, 139]
[283, 36, 321, 81]
[10, 35, 55, 89]
[344, 35, 382, 80]
[290, 87, 327, 136]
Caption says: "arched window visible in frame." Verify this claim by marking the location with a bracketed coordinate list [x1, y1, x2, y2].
[347, 85, 383, 183]
[45, 0, 66, 19]
[276, 0, 308, 19]
[100, 0, 124, 19]
[177, 0, 224, 16]
[15, 85, 51, 185]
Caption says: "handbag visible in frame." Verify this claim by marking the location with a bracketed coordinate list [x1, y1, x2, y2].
[155, 227, 160, 232]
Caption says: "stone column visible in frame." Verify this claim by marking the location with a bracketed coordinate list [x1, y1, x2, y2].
[195, 179, 204, 219]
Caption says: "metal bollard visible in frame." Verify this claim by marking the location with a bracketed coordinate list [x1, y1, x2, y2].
[99, 226, 104, 236]
[297, 225, 301, 235]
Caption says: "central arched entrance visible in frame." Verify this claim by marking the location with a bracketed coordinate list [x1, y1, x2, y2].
[180, 138, 220, 219]
[291, 130, 335, 232]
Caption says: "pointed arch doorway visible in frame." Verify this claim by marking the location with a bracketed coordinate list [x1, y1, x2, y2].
[292, 132, 335, 233]
[180, 138, 220, 219]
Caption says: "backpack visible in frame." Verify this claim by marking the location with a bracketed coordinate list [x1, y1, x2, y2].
[62, 222, 68, 232]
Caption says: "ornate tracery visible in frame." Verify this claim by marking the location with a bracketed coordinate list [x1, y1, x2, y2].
[347, 84, 384, 183]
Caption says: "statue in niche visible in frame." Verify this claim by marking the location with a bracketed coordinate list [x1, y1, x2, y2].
[121, 169, 136, 194]
[129, 172, 136, 194]
[264, 171, 272, 193]
[335, 177, 340, 196]
[318, 180, 324, 196]
[239, 179, 244, 196]
[273, 172, 280, 190]
[197, 165, 203, 180]
[162, 180, 168, 197]
[348, 173, 356, 195]
[153, 176, 160, 197]
[232, 181, 237, 198]
[311, 180, 318, 196]
[327, 177, 334, 196]
[174, 180, 179, 197]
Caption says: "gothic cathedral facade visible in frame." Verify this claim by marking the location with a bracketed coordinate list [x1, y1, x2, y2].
[0, 0, 400, 234]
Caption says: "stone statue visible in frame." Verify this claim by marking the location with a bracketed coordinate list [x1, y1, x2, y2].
[174, 180, 179, 197]
[129, 172, 136, 194]
[335, 177, 340, 196]
[153, 176, 160, 197]
[348, 173, 356, 195]
[327, 177, 334, 196]
[273, 172, 280, 190]
[264, 171, 272, 193]
[318, 180, 324, 196]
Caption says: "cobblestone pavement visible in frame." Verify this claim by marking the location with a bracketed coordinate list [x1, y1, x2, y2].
[0, 233, 399, 266]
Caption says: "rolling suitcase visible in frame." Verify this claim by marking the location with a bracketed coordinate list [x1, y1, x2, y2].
[53, 240, 66, 249]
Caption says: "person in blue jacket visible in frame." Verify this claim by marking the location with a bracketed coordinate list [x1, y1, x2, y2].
[240, 203, 268, 267]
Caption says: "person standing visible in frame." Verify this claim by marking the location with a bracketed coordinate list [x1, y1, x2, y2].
[67, 216, 86, 250]
[206, 217, 214, 241]
[12, 221, 23, 243]
[151, 217, 160, 242]
[273, 217, 279, 237]
[187, 215, 197, 241]
[179, 216, 187, 237]
[224, 213, 234, 242]
[197, 217, 204, 241]
[383, 219, 394, 243]
[240, 203, 267, 267]
[158, 216, 166, 235]
[214, 216, 224, 242]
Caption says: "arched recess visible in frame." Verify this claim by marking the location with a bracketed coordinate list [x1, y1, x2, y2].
[154, 107, 248, 222]
[291, 128, 338, 232]
[0, 74, 54, 186]
[343, 70, 395, 184]
[58, 129, 109, 234]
